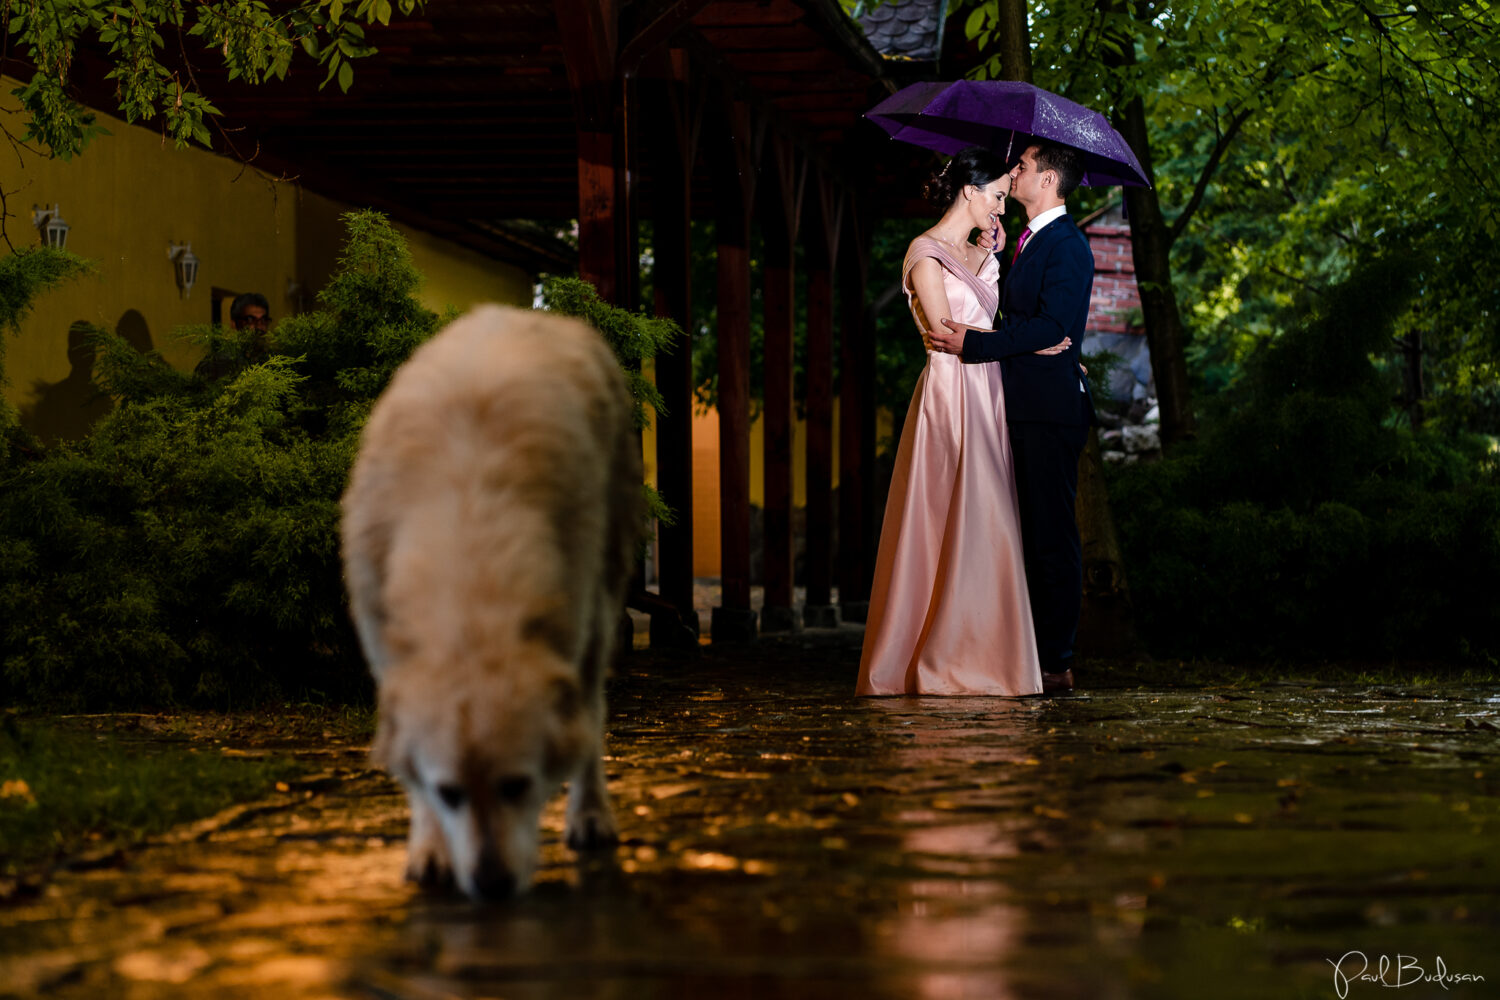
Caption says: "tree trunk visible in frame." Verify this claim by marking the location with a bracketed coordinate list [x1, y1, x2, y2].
[1114, 94, 1197, 447]
[1400, 330, 1425, 429]
[996, 0, 1032, 83]
[1074, 431, 1143, 657]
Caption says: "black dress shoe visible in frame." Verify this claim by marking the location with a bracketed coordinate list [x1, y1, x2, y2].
[1040, 668, 1074, 694]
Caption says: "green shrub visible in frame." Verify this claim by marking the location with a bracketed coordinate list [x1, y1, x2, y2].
[0, 211, 433, 708]
[0, 214, 678, 708]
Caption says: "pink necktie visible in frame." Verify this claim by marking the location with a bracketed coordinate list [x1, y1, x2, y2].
[1011, 227, 1032, 265]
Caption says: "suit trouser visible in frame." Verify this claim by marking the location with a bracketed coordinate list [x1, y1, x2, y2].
[1008, 420, 1089, 672]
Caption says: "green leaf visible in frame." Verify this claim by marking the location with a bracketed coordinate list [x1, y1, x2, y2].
[321, 51, 341, 89]
[337, 59, 353, 93]
[964, 6, 987, 40]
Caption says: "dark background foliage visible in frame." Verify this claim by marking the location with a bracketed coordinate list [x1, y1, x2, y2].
[1109, 258, 1500, 663]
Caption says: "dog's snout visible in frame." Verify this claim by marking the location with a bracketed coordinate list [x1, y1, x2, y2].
[472, 848, 518, 900]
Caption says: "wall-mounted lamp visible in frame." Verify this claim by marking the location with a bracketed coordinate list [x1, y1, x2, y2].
[168, 243, 200, 298]
[31, 203, 70, 249]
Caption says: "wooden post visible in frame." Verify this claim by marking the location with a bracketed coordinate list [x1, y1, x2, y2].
[707, 94, 761, 642]
[640, 52, 702, 646]
[758, 136, 804, 633]
[803, 171, 842, 628]
[615, 76, 640, 312]
[556, 0, 622, 304]
[838, 196, 873, 622]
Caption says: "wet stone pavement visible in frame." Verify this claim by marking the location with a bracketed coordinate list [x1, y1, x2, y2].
[3, 628, 1499, 1000]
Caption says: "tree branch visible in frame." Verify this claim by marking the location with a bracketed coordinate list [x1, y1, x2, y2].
[1168, 103, 1250, 245]
[1268, 264, 1322, 294]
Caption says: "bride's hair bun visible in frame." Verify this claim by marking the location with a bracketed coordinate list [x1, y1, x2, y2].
[923, 146, 1011, 208]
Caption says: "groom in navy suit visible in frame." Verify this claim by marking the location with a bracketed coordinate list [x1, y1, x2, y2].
[929, 140, 1095, 693]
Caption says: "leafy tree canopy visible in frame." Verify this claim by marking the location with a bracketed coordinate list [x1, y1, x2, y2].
[2, 0, 423, 158]
[954, 0, 1500, 432]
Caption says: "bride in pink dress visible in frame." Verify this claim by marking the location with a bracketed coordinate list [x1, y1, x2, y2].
[857, 148, 1064, 697]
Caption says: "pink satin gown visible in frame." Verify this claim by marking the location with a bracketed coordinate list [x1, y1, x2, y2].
[855, 236, 1042, 696]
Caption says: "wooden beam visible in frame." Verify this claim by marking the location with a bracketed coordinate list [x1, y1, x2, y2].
[643, 60, 703, 646]
[707, 93, 763, 642]
[692, 0, 806, 28]
[758, 134, 805, 633]
[620, 0, 716, 73]
[555, 0, 620, 124]
[575, 128, 619, 303]
[557, 0, 623, 302]
[677, 27, 834, 180]
[838, 195, 873, 620]
[802, 167, 843, 627]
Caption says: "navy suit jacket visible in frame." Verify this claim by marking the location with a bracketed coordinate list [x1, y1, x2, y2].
[961, 214, 1095, 426]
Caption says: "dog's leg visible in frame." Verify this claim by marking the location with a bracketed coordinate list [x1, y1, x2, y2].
[564, 733, 618, 849]
[565, 608, 619, 850]
[404, 790, 454, 888]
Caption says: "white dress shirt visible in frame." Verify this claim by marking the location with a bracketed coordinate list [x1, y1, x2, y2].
[1015, 205, 1069, 257]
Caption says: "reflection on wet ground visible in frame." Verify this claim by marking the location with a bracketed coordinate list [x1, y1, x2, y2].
[2, 631, 1497, 999]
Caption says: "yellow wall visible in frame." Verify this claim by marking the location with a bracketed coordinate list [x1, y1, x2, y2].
[294, 189, 532, 319]
[688, 400, 844, 578]
[0, 87, 298, 441]
[0, 82, 532, 442]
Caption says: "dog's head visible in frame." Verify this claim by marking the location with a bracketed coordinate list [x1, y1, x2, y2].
[372, 656, 586, 900]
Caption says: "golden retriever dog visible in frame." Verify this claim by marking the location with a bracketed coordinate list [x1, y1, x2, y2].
[341, 304, 641, 900]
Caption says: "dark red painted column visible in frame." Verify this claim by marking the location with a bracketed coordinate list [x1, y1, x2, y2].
[707, 95, 760, 642]
[640, 52, 701, 646]
[759, 136, 803, 633]
[838, 197, 874, 621]
[803, 172, 842, 628]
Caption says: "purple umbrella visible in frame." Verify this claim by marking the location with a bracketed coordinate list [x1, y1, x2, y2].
[866, 80, 1150, 188]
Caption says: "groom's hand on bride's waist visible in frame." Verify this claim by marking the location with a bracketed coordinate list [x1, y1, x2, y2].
[936, 318, 1072, 358]
[933, 318, 989, 355]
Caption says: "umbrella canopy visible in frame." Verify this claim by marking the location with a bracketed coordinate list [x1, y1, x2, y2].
[866, 80, 1150, 188]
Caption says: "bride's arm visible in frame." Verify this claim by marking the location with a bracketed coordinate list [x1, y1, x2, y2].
[908, 257, 953, 345]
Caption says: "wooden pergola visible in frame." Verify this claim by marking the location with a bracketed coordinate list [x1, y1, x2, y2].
[205, 0, 906, 644]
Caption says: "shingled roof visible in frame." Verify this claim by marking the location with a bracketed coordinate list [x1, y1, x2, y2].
[855, 0, 948, 62]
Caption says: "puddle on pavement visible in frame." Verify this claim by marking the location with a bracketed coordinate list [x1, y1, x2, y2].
[2, 643, 1496, 999]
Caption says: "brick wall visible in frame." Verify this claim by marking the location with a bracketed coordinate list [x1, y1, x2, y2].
[1082, 202, 1142, 337]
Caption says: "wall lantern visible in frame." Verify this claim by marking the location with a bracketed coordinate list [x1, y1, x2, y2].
[168, 243, 200, 298]
[30, 203, 70, 249]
